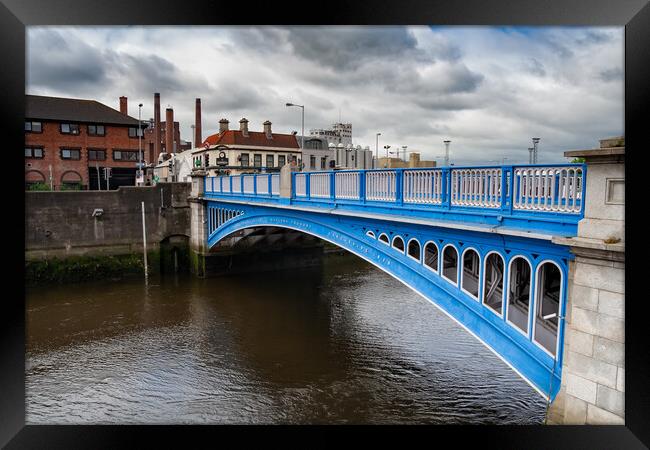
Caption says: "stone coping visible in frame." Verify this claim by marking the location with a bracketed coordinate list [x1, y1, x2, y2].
[564, 147, 625, 157]
[551, 236, 625, 253]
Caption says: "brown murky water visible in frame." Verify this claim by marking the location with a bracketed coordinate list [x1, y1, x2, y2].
[26, 254, 546, 424]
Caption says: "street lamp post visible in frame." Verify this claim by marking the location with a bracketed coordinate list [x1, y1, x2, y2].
[138, 103, 143, 186]
[286, 103, 305, 151]
[384, 144, 391, 158]
[528, 147, 534, 164]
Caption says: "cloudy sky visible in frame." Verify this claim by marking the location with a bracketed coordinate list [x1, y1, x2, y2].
[26, 26, 623, 165]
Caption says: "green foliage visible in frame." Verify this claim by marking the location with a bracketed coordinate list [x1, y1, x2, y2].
[571, 157, 586, 163]
[26, 182, 51, 191]
[60, 182, 83, 191]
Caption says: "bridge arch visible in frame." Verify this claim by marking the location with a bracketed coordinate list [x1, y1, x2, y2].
[441, 244, 459, 286]
[482, 250, 506, 316]
[407, 238, 421, 263]
[203, 203, 571, 399]
[391, 235, 405, 253]
[506, 255, 534, 338]
[532, 259, 564, 358]
[460, 247, 481, 301]
[423, 241, 439, 273]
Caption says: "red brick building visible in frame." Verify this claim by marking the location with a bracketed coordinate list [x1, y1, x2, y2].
[25, 95, 150, 190]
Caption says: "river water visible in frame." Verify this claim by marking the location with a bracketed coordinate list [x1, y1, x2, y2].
[26, 253, 546, 424]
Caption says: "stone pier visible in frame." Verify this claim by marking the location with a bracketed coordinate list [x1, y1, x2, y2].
[548, 137, 625, 424]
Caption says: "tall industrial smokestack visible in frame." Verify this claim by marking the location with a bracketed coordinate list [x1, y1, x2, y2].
[165, 107, 174, 155]
[154, 93, 161, 158]
[119, 96, 128, 115]
[195, 98, 202, 147]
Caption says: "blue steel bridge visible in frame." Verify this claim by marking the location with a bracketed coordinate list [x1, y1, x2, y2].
[199, 164, 586, 400]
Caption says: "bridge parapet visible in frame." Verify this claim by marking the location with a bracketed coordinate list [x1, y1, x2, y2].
[203, 163, 586, 237]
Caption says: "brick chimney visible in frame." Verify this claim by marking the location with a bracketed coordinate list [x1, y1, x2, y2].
[239, 118, 249, 137]
[154, 93, 161, 158]
[119, 96, 128, 115]
[263, 120, 273, 139]
[219, 118, 229, 133]
[195, 98, 202, 147]
[165, 107, 174, 154]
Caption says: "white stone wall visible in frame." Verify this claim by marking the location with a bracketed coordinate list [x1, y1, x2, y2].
[552, 255, 625, 424]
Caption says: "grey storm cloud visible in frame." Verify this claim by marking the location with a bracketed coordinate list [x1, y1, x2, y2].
[286, 26, 426, 70]
[27, 29, 111, 90]
[525, 58, 546, 77]
[599, 68, 623, 82]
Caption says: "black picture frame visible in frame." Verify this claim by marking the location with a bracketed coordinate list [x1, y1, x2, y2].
[2, 0, 648, 447]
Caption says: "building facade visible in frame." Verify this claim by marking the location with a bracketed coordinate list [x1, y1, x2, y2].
[376, 152, 437, 169]
[191, 118, 301, 176]
[25, 95, 150, 190]
[309, 122, 353, 146]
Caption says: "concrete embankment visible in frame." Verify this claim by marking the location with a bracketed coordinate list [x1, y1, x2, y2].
[25, 183, 330, 284]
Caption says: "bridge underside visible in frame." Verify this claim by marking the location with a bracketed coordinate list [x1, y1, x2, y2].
[205, 199, 572, 400]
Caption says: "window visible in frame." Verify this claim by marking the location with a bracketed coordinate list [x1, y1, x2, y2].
[533, 262, 562, 356]
[25, 121, 42, 133]
[507, 257, 532, 335]
[483, 253, 505, 315]
[240, 153, 250, 166]
[60, 148, 80, 160]
[321, 157, 327, 169]
[88, 124, 105, 136]
[113, 150, 139, 161]
[25, 146, 44, 158]
[253, 154, 262, 167]
[407, 239, 421, 261]
[128, 127, 143, 138]
[424, 242, 439, 272]
[442, 245, 458, 284]
[60, 123, 80, 135]
[378, 233, 390, 245]
[266, 154, 274, 168]
[88, 149, 106, 161]
[392, 235, 405, 253]
[462, 249, 481, 299]
[310, 155, 316, 169]
[366, 230, 376, 239]
[278, 155, 286, 167]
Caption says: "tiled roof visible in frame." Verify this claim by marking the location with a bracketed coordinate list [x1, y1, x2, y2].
[203, 130, 299, 149]
[25, 95, 142, 126]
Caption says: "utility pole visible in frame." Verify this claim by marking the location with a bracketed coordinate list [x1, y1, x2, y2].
[96, 162, 101, 190]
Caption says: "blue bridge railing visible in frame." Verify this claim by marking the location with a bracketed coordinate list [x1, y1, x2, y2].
[203, 164, 586, 234]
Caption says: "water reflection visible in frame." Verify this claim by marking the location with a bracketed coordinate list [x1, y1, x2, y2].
[26, 254, 546, 424]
